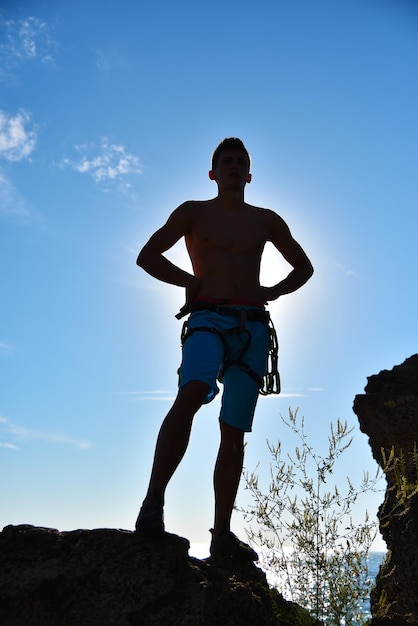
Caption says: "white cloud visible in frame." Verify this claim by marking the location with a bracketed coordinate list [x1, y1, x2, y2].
[280, 392, 309, 397]
[332, 260, 357, 278]
[0, 341, 15, 356]
[0, 415, 93, 450]
[261, 392, 309, 399]
[0, 171, 39, 222]
[0, 109, 37, 162]
[62, 137, 142, 190]
[0, 15, 55, 82]
[114, 388, 311, 402]
[93, 45, 126, 77]
[0, 442, 18, 450]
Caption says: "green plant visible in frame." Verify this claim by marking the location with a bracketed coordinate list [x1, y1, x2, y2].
[380, 444, 418, 504]
[240, 408, 382, 625]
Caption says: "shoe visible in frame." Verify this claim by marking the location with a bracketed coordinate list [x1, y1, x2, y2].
[209, 528, 258, 561]
[135, 499, 164, 536]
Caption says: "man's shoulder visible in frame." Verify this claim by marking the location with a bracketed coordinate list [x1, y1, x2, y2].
[176, 199, 212, 212]
[169, 200, 212, 229]
[246, 203, 280, 220]
[246, 204, 290, 234]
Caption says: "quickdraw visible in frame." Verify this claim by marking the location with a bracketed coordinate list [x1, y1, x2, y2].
[260, 320, 281, 395]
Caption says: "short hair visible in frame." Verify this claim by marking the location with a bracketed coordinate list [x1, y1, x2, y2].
[211, 138, 251, 170]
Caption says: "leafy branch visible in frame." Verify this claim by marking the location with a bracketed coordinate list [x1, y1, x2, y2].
[240, 408, 383, 625]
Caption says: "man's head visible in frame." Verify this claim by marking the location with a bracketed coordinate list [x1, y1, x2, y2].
[210, 138, 251, 171]
[209, 138, 252, 187]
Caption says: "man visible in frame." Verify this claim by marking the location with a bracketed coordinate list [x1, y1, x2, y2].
[135, 138, 313, 560]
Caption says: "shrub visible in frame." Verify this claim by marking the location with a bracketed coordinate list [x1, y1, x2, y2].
[240, 408, 382, 625]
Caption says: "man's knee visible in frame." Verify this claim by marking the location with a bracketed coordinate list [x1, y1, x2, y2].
[220, 420, 245, 453]
[177, 380, 210, 407]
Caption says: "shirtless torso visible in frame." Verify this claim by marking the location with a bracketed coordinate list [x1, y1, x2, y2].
[138, 194, 313, 311]
[185, 199, 266, 302]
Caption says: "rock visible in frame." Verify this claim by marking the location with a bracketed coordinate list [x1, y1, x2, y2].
[0, 524, 315, 625]
[353, 354, 418, 626]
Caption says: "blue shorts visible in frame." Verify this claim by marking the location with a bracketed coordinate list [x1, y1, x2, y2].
[178, 307, 270, 432]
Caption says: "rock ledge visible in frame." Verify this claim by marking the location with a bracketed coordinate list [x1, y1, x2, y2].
[0, 524, 314, 625]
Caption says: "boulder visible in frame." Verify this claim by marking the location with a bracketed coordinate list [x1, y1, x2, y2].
[353, 354, 418, 625]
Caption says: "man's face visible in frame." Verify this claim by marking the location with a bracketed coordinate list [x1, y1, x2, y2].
[209, 149, 252, 190]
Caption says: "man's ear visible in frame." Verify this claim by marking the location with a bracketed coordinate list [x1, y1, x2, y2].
[208, 170, 217, 181]
[247, 173, 252, 183]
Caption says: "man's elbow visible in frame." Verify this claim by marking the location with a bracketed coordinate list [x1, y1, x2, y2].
[136, 246, 148, 268]
[300, 259, 314, 284]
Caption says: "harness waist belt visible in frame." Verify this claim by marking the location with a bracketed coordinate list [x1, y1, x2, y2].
[178, 300, 270, 323]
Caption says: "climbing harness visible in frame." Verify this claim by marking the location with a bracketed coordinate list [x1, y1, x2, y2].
[178, 301, 281, 395]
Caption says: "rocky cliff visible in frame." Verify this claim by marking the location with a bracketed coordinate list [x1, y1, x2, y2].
[0, 524, 315, 626]
[353, 354, 418, 626]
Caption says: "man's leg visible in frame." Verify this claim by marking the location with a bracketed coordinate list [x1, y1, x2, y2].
[212, 420, 245, 536]
[209, 420, 258, 561]
[136, 380, 209, 533]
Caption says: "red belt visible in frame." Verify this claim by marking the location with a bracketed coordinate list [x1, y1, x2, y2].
[195, 296, 265, 308]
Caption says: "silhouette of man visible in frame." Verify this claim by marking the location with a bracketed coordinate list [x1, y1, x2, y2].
[135, 138, 313, 560]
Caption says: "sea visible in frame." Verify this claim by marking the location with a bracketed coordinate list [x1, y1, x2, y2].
[189, 544, 385, 624]
[360, 552, 386, 620]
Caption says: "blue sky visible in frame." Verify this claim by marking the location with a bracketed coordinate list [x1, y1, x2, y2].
[1, 0, 417, 555]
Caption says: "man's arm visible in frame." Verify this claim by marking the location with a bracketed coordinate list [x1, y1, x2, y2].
[137, 202, 201, 302]
[260, 210, 314, 302]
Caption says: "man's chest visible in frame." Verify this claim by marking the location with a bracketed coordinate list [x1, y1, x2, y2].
[189, 212, 266, 253]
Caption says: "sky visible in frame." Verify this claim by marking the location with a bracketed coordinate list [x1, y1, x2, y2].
[1, 0, 417, 557]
